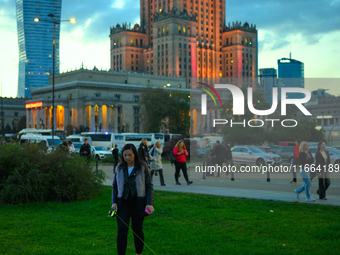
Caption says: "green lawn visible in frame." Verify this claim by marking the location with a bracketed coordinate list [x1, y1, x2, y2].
[1, 186, 339, 255]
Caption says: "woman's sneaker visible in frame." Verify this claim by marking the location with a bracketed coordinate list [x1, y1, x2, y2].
[294, 190, 299, 199]
[306, 198, 316, 202]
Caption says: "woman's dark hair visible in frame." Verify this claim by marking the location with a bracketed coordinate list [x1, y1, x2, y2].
[317, 141, 326, 152]
[121, 143, 142, 168]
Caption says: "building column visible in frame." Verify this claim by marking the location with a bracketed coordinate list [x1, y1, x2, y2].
[107, 106, 112, 132]
[90, 105, 95, 132]
[46, 107, 50, 129]
[52, 106, 56, 130]
[64, 106, 69, 132]
[114, 106, 118, 133]
[41, 107, 46, 129]
[26, 109, 30, 128]
[98, 105, 103, 132]
[37, 108, 41, 128]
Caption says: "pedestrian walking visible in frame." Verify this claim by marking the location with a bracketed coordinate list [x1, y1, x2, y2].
[57, 141, 69, 154]
[150, 141, 166, 186]
[225, 142, 233, 176]
[315, 141, 331, 200]
[111, 143, 154, 255]
[294, 141, 316, 202]
[173, 140, 193, 185]
[138, 138, 149, 165]
[210, 140, 225, 177]
[68, 140, 76, 155]
[291, 139, 301, 183]
[80, 138, 91, 161]
[112, 144, 119, 173]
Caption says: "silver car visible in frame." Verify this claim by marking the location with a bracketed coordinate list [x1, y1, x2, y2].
[272, 146, 295, 165]
[91, 146, 112, 160]
[231, 146, 282, 166]
[309, 147, 340, 167]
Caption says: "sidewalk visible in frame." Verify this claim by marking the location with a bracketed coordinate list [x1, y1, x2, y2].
[99, 162, 340, 206]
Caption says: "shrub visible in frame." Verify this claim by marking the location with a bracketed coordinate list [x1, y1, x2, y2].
[0, 144, 105, 204]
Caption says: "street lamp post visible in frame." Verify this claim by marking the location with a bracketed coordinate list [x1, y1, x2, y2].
[166, 83, 171, 133]
[1, 83, 4, 137]
[34, 15, 75, 146]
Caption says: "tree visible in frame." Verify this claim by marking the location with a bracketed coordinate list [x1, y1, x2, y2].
[140, 88, 190, 134]
[221, 88, 270, 145]
[17, 116, 26, 133]
[140, 88, 169, 133]
[4, 124, 11, 134]
[167, 91, 190, 134]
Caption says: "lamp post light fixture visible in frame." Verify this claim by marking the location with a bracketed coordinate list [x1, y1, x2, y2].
[34, 14, 75, 147]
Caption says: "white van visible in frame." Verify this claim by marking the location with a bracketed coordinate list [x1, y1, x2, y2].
[20, 134, 63, 149]
[66, 135, 92, 145]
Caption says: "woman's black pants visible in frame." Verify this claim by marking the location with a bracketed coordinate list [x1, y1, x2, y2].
[116, 201, 145, 255]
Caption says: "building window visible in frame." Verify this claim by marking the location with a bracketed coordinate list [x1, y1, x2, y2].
[115, 95, 121, 100]
[134, 107, 140, 114]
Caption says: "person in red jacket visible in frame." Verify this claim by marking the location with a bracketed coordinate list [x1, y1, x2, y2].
[291, 139, 301, 183]
[173, 140, 193, 185]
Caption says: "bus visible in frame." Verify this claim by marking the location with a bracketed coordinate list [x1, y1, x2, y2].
[17, 128, 66, 140]
[66, 135, 92, 145]
[79, 132, 113, 150]
[79, 132, 165, 151]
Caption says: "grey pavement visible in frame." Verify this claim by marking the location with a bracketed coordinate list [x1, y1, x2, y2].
[98, 162, 340, 206]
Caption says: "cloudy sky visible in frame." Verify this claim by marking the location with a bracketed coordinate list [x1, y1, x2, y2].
[0, 0, 339, 98]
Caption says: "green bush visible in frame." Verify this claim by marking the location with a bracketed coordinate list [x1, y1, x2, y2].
[0, 144, 105, 204]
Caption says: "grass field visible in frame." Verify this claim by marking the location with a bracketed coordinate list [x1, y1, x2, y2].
[1, 186, 339, 255]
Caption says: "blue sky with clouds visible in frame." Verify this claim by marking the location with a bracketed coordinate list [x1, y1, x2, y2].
[0, 0, 339, 97]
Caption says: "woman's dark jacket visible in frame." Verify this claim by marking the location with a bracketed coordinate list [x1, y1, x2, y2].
[138, 143, 149, 164]
[112, 162, 154, 216]
[299, 151, 315, 178]
[315, 150, 331, 174]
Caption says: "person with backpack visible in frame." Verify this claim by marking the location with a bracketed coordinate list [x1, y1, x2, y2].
[173, 140, 193, 185]
[149, 141, 166, 186]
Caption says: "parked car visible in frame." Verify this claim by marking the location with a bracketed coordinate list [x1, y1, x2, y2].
[72, 142, 83, 154]
[255, 146, 273, 153]
[272, 146, 295, 165]
[231, 146, 282, 166]
[20, 134, 62, 149]
[91, 146, 112, 160]
[309, 146, 340, 168]
[278, 141, 296, 146]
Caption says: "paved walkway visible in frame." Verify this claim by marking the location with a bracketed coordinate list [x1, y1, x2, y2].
[98, 162, 340, 206]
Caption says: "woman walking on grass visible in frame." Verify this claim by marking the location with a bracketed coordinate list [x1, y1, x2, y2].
[112, 143, 154, 255]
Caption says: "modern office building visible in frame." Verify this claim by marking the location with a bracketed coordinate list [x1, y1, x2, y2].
[277, 56, 304, 99]
[259, 68, 282, 104]
[109, 0, 258, 89]
[16, 0, 62, 98]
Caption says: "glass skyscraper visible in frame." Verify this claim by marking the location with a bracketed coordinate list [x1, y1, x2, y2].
[277, 57, 305, 100]
[16, 0, 62, 98]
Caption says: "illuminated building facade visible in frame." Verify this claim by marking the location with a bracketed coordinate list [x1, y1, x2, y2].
[109, 0, 258, 88]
